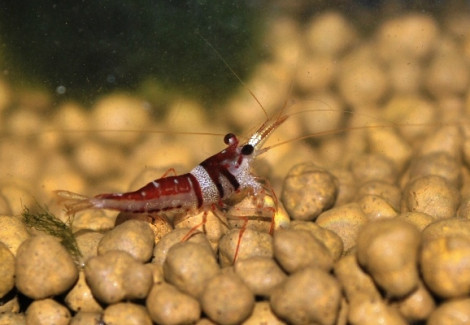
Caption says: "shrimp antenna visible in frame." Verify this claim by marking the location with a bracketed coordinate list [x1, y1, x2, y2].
[195, 30, 269, 119]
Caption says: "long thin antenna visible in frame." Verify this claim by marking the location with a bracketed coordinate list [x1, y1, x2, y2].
[195, 30, 268, 119]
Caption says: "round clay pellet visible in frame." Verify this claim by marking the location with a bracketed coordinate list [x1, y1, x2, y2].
[388, 58, 422, 94]
[0, 312, 25, 325]
[458, 197, 470, 219]
[426, 51, 469, 97]
[163, 241, 219, 298]
[427, 298, 470, 325]
[70, 312, 102, 325]
[273, 228, 333, 273]
[350, 153, 398, 185]
[103, 302, 152, 325]
[97, 219, 155, 262]
[0, 215, 30, 255]
[25, 299, 71, 325]
[15, 235, 78, 299]
[419, 126, 463, 159]
[75, 231, 103, 261]
[392, 280, 435, 323]
[329, 168, 356, 206]
[242, 301, 286, 325]
[295, 56, 336, 92]
[401, 175, 460, 220]
[356, 181, 401, 211]
[356, 219, 421, 297]
[396, 211, 435, 231]
[270, 267, 341, 325]
[289, 220, 343, 261]
[422, 218, 470, 243]
[420, 236, 470, 298]
[316, 203, 368, 252]
[146, 282, 201, 325]
[85, 250, 153, 304]
[64, 271, 102, 313]
[348, 294, 407, 325]
[281, 163, 338, 221]
[234, 256, 286, 297]
[407, 152, 462, 188]
[201, 272, 254, 325]
[218, 228, 273, 267]
[358, 195, 398, 220]
[334, 252, 380, 302]
[0, 242, 15, 298]
[72, 139, 124, 178]
[153, 228, 213, 266]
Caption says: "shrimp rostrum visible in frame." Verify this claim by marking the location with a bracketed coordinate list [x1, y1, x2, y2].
[56, 110, 289, 236]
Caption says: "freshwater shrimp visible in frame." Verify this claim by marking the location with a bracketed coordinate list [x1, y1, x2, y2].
[55, 106, 290, 260]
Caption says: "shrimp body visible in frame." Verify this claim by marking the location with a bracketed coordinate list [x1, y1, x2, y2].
[56, 112, 287, 221]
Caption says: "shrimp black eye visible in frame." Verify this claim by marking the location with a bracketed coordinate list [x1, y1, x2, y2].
[241, 144, 254, 155]
[224, 133, 235, 144]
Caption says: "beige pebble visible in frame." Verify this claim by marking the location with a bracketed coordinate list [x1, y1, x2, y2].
[395, 211, 435, 231]
[304, 11, 357, 56]
[338, 50, 388, 106]
[427, 298, 470, 325]
[392, 280, 435, 323]
[65, 271, 102, 313]
[426, 51, 469, 97]
[75, 231, 103, 261]
[146, 282, 201, 325]
[218, 228, 273, 267]
[0, 242, 15, 298]
[52, 102, 90, 144]
[348, 294, 407, 325]
[98, 220, 155, 262]
[70, 312, 102, 325]
[356, 219, 421, 297]
[316, 203, 368, 252]
[103, 302, 152, 325]
[91, 94, 151, 146]
[419, 126, 463, 159]
[270, 267, 341, 325]
[376, 13, 438, 60]
[289, 220, 343, 261]
[281, 163, 338, 221]
[85, 250, 153, 304]
[0, 141, 41, 184]
[72, 210, 116, 232]
[273, 228, 333, 273]
[296, 92, 343, 135]
[163, 242, 219, 298]
[358, 195, 398, 220]
[356, 180, 401, 211]
[334, 252, 380, 303]
[72, 139, 124, 178]
[152, 228, 213, 266]
[234, 256, 286, 297]
[407, 152, 462, 188]
[329, 168, 356, 205]
[16, 235, 78, 299]
[0, 312, 25, 325]
[350, 153, 398, 185]
[0, 294, 19, 314]
[420, 236, 470, 298]
[401, 175, 460, 219]
[388, 59, 422, 94]
[457, 197, 470, 218]
[295, 55, 336, 92]
[201, 272, 254, 325]
[0, 181, 37, 215]
[242, 301, 286, 325]
[25, 299, 71, 325]
[422, 218, 470, 242]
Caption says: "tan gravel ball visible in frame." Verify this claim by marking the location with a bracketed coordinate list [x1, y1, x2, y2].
[218, 228, 273, 267]
[427, 298, 470, 325]
[146, 282, 201, 325]
[75, 231, 103, 261]
[356, 180, 401, 211]
[25, 299, 71, 325]
[0, 215, 30, 255]
[281, 163, 338, 221]
[316, 202, 368, 252]
[103, 302, 152, 325]
[289, 221, 343, 261]
[392, 280, 435, 323]
[421, 218, 470, 242]
[70, 312, 102, 325]
[358, 195, 398, 220]
[348, 294, 407, 325]
[270, 267, 341, 325]
[0, 242, 15, 298]
[234, 256, 286, 297]
[163, 242, 220, 298]
[273, 228, 333, 273]
[0, 312, 25, 325]
[15, 235, 78, 299]
[64, 271, 102, 313]
[426, 51, 469, 97]
[242, 301, 286, 325]
[401, 175, 460, 219]
[201, 272, 255, 325]
[420, 236, 470, 298]
[407, 152, 462, 188]
[85, 250, 153, 304]
[98, 220, 155, 262]
[350, 153, 398, 185]
[356, 219, 421, 297]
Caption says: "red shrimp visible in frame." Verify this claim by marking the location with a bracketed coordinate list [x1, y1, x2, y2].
[55, 109, 289, 260]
